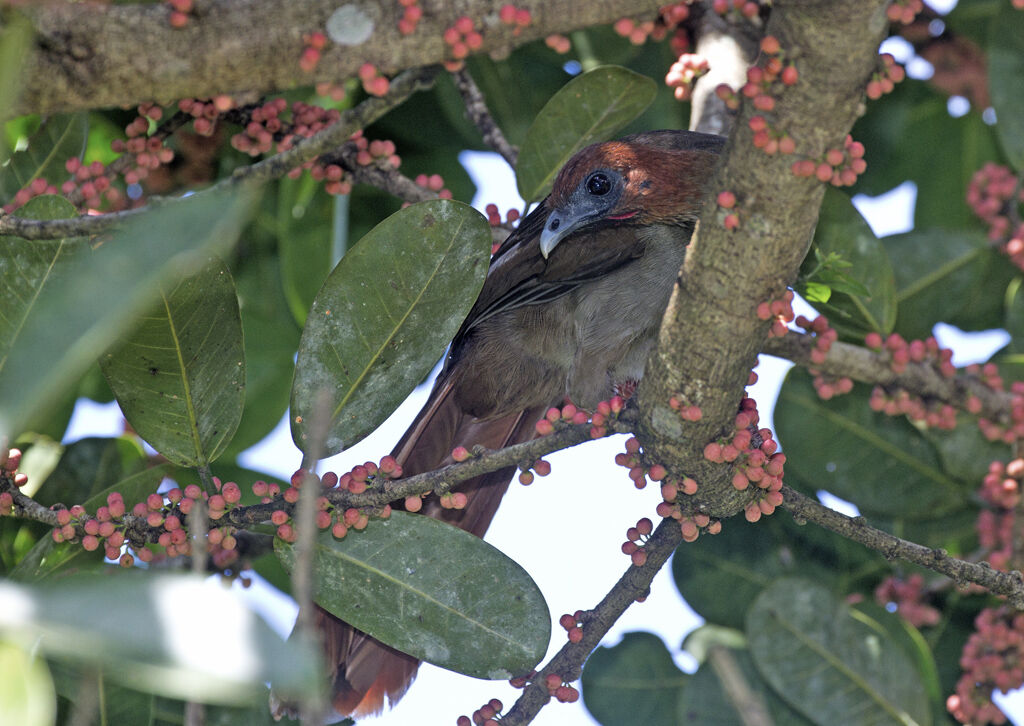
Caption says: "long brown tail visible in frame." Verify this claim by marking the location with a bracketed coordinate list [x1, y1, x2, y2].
[316, 378, 547, 717]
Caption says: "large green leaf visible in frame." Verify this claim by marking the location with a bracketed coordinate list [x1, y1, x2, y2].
[886, 229, 1014, 340]
[516, 65, 657, 202]
[988, 3, 1024, 169]
[0, 114, 88, 203]
[275, 513, 550, 679]
[802, 188, 896, 337]
[0, 640, 55, 726]
[678, 645, 815, 726]
[747, 578, 931, 726]
[0, 574, 319, 705]
[672, 509, 879, 629]
[0, 186, 256, 442]
[774, 368, 966, 518]
[101, 258, 245, 467]
[33, 435, 147, 508]
[290, 199, 490, 455]
[581, 632, 687, 726]
[275, 175, 335, 327]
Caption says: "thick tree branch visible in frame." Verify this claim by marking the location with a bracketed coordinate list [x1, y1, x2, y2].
[11, 0, 664, 119]
[636, 1, 892, 519]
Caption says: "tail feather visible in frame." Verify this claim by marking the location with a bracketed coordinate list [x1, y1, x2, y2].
[312, 377, 548, 717]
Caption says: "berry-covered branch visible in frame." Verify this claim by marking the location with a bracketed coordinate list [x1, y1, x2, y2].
[780, 485, 1024, 609]
[0, 65, 440, 241]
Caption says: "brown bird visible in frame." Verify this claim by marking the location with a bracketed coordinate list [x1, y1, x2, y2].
[309, 129, 724, 718]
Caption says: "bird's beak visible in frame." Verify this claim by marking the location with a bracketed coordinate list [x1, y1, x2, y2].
[539, 210, 568, 259]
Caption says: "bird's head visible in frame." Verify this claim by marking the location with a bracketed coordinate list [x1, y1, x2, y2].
[539, 137, 720, 258]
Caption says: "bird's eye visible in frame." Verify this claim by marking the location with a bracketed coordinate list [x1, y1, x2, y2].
[585, 173, 611, 196]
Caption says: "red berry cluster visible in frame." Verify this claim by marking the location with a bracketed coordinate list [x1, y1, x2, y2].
[559, 610, 586, 643]
[710, 0, 762, 19]
[874, 574, 940, 628]
[443, 16, 484, 70]
[703, 398, 785, 522]
[620, 516, 654, 566]
[310, 134, 401, 196]
[413, 173, 453, 200]
[869, 387, 957, 430]
[542, 673, 580, 703]
[456, 697, 504, 726]
[0, 448, 27, 514]
[790, 135, 866, 187]
[864, 331, 956, 377]
[166, 0, 192, 28]
[977, 459, 1024, 571]
[966, 162, 1024, 269]
[668, 394, 703, 422]
[756, 289, 795, 337]
[300, 32, 327, 73]
[397, 0, 422, 36]
[357, 63, 391, 97]
[947, 606, 1024, 725]
[544, 34, 572, 54]
[315, 81, 347, 102]
[791, 314, 850, 399]
[178, 95, 236, 136]
[484, 203, 521, 228]
[866, 53, 906, 100]
[614, 436, 668, 490]
[613, 1, 692, 52]
[665, 53, 709, 102]
[2, 176, 58, 214]
[535, 398, 623, 439]
[230, 98, 290, 156]
[274, 462, 399, 542]
[498, 4, 533, 34]
[518, 458, 552, 486]
[716, 189, 741, 230]
[885, 0, 923, 25]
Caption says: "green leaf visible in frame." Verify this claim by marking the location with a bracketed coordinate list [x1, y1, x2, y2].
[747, 578, 931, 726]
[275, 513, 550, 679]
[582, 632, 687, 726]
[672, 508, 877, 629]
[291, 199, 490, 455]
[0, 640, 56, 726]
[101, 258, 245, 467]
[988, 3, 1024, 169]
[222, 246, 299, 458]
[678, 646, 816, 726]
[0, 574, 320, 705]
[774, 368, 967, 518]
[0, 186, 256, 442]
[276, 175, 335, 327]
[0, 15, 32, 156]
[801, 188, 896, 337]
[886, 229, 1014, 340]
[33, 435, 146, 508]
[0, 114, 88, 203]
[516, 65, 657, 202]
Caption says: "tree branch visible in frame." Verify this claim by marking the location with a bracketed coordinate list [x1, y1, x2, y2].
[781, 485, 1024, 609]
[450, 67, 519, 167]
[12, 0, 665, 119]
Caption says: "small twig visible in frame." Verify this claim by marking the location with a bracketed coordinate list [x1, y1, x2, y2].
[0, 66, 441, 240]
[500, 516, 683, 725]
[450, 68, 519, 168]
[780, 485, 1024, 608]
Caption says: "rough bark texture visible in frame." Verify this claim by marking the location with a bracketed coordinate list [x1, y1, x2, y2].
[10, 0, 663, 119]
[636, 1, 892, 519]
